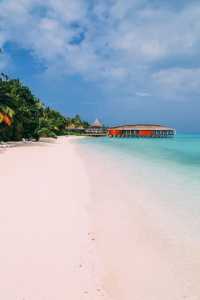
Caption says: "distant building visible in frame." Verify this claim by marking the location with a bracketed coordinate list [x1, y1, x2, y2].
[85, 119, 107, 136]
[65, 124, 85, 134]
[108, 124, 175, 138]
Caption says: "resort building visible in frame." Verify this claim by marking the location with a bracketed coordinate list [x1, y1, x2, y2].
[108, 124, 175, 138]
[65, 124, 85, 134]
[85, 119, 107, 136]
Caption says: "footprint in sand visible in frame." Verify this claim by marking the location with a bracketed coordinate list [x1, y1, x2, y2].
[88, 232, 96, 241]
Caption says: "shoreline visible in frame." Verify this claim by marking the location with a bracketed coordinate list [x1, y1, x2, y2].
[74, 137, 200, 300]
[1, 136, 200, 299]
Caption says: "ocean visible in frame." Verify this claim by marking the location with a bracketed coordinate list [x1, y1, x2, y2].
[73, 134, 200, 299]
[75, 134, 200, 240]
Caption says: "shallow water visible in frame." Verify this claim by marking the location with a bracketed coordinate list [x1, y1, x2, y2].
[76, 134, 200, 239]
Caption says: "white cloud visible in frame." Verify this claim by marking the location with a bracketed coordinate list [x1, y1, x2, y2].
[46, 0, 86, 22]
[152, 68, 200, 96]
[0, 0, 200, 99]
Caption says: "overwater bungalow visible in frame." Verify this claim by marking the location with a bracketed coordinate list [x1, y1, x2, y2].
[85, 119, 107, 136]
[108, 124, 176, 138]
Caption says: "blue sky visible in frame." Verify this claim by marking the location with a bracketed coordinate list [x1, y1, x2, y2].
[0, 0, 200, 132]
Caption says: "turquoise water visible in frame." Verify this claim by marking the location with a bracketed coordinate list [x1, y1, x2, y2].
[76, 134, 200, 237]
[78, 134, 200, 178]
[79, 134, 200, 167]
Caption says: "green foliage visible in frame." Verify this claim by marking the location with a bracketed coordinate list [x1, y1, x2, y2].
[66, 114, 89, 129]
[0, 104, 15, 118]
[36, 127, 57, 138]
[0, 74, 88, 141]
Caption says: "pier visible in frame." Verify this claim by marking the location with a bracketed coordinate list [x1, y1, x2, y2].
[85, 119, 107, 137]
[108, 124, 175, 138]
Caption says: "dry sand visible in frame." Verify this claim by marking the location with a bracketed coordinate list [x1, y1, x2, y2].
[0, 137, 110, 300]
[1, 136, 200, 300]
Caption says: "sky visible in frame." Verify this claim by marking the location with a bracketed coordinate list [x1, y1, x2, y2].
[0, 0, 200, 132]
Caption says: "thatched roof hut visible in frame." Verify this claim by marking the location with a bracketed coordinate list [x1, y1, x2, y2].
[91, 118, 103, 128]
[85, 119, 106, 136]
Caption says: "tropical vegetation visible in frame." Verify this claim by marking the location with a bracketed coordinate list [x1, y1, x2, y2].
[0, 73, 89, 141]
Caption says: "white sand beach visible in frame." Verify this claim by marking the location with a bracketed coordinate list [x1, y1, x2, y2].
[0, 137, 109, 300]
[1, 136, 200, 300]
